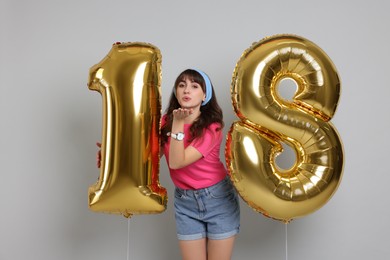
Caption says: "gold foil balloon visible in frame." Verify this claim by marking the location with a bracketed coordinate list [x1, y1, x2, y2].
[87, 42, 167, 217]
[225, 35, 344, 223]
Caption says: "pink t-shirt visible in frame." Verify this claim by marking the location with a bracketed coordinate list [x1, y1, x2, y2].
[162, 117, 228, 189]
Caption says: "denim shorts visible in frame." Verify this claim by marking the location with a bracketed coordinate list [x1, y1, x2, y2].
[174, 176, 240, 241]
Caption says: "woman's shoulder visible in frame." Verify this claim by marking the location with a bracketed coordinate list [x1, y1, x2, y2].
[209, 122, 223, 130]
[204, 122, 223, 135]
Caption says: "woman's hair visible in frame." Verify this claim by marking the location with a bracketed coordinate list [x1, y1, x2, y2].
[160, 69, 224, 146]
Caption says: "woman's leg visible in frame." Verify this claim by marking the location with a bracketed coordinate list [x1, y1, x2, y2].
[207, 236, 236, 260]
[179, 238, 207, 260]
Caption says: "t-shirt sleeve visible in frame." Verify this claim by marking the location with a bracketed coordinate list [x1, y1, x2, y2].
[190, 124, 222, 157]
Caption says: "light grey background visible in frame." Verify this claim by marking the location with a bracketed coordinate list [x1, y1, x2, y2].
[2, 0, 389, 259]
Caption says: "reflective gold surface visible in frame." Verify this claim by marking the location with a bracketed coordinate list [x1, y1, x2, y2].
[226, 35, 344, 223]
[87, 42, 167, 217]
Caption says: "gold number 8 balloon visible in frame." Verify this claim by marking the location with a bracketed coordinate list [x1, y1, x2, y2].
[225, 35, 344, 223]
[87, 42, 167, 217]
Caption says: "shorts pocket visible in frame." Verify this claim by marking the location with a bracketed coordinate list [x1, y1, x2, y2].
[208, 181, 235, 199]
[210, 188, 235, 199]
[174, 188, 186, 199]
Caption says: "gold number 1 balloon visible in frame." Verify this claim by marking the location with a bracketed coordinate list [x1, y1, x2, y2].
[87, 42, 167, 217]
[226, 35, 344, 223]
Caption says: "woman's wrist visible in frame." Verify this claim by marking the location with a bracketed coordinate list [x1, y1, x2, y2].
[171, 119, 184, 132]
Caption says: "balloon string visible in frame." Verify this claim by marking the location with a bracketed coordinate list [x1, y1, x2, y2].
[127, 218, 131, 260]
[285, 223, 288, 260]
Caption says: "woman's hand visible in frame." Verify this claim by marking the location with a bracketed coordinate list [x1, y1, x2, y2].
[96, 142, 101, 168]
[172, 108, 193, 120]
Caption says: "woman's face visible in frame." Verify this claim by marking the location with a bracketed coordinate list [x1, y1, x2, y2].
[175, 76, 206, 109]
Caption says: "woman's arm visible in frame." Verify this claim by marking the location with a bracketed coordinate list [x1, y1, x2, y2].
[168, 109, 202, 169]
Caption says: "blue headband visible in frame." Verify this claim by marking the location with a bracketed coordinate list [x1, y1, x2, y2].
[195, 69, 213, 106]
[173, 69, 213, 106]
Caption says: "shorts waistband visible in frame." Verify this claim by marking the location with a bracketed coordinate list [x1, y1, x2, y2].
[175, 176, 229, 197]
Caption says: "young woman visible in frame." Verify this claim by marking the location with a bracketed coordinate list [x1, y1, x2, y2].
[97, 69, 240, 260]
[160, 69, 240, 260]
